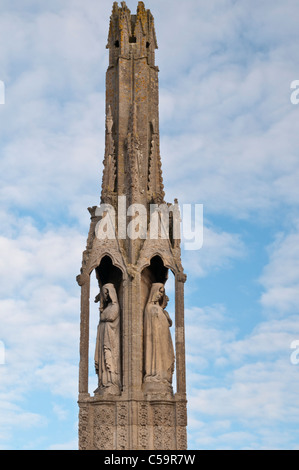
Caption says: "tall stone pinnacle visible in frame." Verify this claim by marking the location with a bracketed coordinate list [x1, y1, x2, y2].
[103, 0, 164, 209]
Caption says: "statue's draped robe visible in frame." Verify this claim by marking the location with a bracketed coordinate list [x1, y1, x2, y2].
[144, 283, 175, 384]
[95, 284, 121, 392]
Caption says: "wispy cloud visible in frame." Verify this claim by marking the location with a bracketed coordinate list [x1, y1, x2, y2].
[186, 304, 299, 449]
[260, 222, 299, 314]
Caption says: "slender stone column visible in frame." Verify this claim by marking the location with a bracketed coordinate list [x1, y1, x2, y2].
[78, 273, 90, 396]
[175, 272, 187, 397]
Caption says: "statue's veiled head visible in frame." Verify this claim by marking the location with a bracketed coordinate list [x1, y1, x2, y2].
[148, 282, 165, 304]
[102, 283, 118, 304]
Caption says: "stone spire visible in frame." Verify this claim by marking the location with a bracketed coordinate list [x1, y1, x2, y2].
[103, 0, 164, 210]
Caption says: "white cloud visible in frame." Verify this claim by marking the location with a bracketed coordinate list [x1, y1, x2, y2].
[185, 297, 299, 449]
[156, 0, 299, 220]
[183, 223, 246, 278]
[47, 438, 78, 451]
[0, 213, 84, 442]
[0, 222, 85, 296]
[0, 398, 45, 449]
[260, 224, 299, 314]
[36, 364, 78, 399]
[189, 359, 299, 424]
[0, 3, 107, 221]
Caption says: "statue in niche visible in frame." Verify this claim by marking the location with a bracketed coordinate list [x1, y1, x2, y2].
[144, 283, 175, 390]
[94, 283, 121, 395]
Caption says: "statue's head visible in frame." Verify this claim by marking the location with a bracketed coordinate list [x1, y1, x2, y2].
[102, 283, 118, 304]
[149, 283, 165, 304]
[103, 288, 109, 301]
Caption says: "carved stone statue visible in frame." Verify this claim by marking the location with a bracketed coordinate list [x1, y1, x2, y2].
[144, 283, 175, 391]
[94, 283, 121, 395]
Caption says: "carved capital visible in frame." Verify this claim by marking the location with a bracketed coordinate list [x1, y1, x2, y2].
[176, 272, 187, 283]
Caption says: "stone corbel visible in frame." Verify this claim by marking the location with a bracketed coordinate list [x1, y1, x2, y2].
[76, 272, 90, 287]
[127, 264, 137, 279]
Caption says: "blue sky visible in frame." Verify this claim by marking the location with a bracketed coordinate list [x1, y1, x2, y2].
[0, 0, 299, 450]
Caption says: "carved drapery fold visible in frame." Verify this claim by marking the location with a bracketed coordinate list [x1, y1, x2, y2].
[94, 283, 121, 396]
[143, 283, 175, 393]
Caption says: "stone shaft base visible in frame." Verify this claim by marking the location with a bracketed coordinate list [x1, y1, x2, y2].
[78, 394, 187, 450]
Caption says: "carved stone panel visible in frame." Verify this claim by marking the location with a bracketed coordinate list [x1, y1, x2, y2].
[176, 402, 188, 450]
[138, 402, 150, 450]
[176, 402, 188, 427]
[116, 402, 129, 450]
[93, 404, 115, 450]
[176, 426, 187, 451]
[78, 405, 90, 450]
[152, 403, 176, 450]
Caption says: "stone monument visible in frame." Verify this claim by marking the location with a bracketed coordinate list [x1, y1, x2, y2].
[77, 1, 187, 450]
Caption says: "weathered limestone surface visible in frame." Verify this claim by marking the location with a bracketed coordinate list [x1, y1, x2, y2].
[77, 1, 187, 450]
